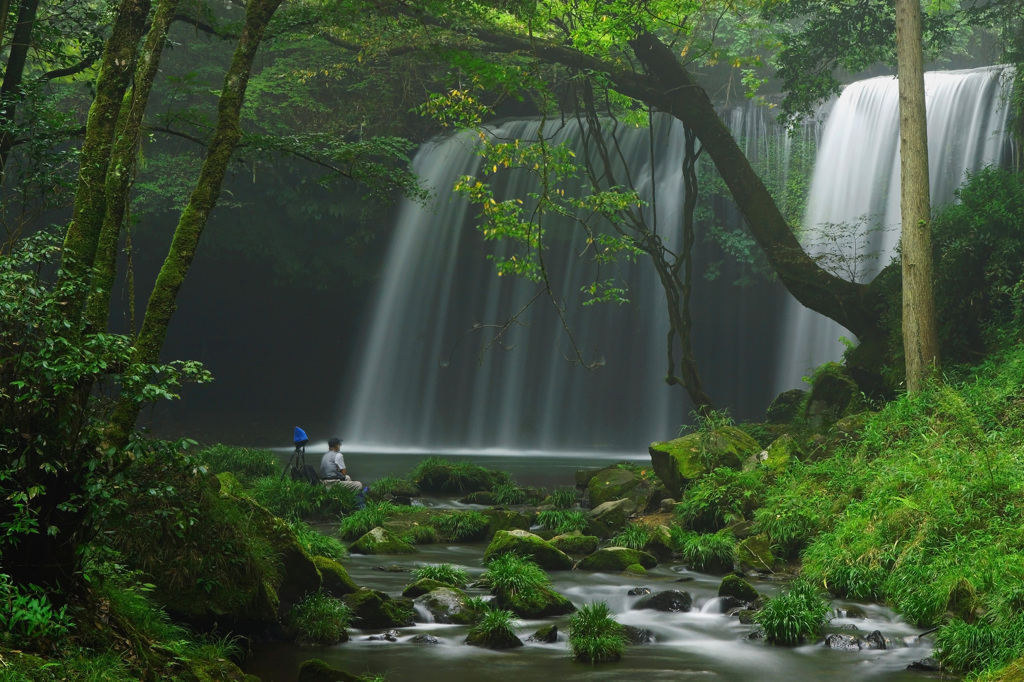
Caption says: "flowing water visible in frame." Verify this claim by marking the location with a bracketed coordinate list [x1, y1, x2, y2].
[244, 527, 933, 682]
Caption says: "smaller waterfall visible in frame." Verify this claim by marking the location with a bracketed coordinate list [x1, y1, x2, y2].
[774, 66, 1014, 392]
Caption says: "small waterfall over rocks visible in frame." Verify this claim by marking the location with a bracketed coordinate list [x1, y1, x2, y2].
[774, 66, 1014, 392]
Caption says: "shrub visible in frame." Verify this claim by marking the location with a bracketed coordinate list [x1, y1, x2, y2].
[286, 592, 352, 644]
[401, 524, 440, 545]
[196, 445, 278, 483]
[549, 486, 577, 509]
[371, 475, 405, 496]
[0, 576, 71, 644]
[339, 501, 397, 540]
[288, 520, 347, 561]
[247, 475, 357, 521]
[610, 524, 652, 551]
[536, 510, 589, 534]
[484, 553, 551, 597]
[410, 457, 506, 494]
[670, 528, 735, 572]
[751, 488, 827, 558]
[568, 601, 626, 663]
[430, 511, 489, 541]
[754, 580, 831, 646]
[412, 564, 469, 588]
[492, 482, 528, 505]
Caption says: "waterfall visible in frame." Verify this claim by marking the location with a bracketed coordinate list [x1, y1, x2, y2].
[339, 112, 788, 453]
[774, 66, 1014, 392]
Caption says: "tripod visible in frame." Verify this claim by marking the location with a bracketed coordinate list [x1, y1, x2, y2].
[281, 440, 308, 479]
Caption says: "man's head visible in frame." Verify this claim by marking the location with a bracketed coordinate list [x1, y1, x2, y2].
[328, 437, 342, 450]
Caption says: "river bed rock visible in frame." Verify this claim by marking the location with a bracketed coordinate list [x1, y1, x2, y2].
[349, 527, 418, 555]
[649, 427, 760, 497]
[576, 546, 657, 571]
[342, 588, 415, 629]
[549, 531, 599, 556]
[414, 587, 477, 624]
[297, 659, 362, 682]
[718, 574, 760, 603]
[633, 589, 693, 612]
[483, 529, 575, 570]
[587, 499, 636, 530]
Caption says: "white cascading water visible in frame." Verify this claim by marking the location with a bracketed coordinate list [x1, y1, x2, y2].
[339, 112, 790, 453]
[774, 66, 1014, 392]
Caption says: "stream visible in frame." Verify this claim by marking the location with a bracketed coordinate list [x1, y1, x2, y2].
[247, 453, 938, 682]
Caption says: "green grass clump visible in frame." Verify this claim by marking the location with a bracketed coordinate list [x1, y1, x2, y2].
[669, 528, 735, 572]
[410, 457, 508, 494]
[339, 501, 397, 540]
[484, 553, 551, 597]
[675, 467, 765, 533]
[197, 444, 278, 483]
[247, 475, 357, 521]
[568, 601, 626, 663]
[412, 563, 469, 588]
[401, 524, 439, 545]
[430, 511, 489, 541]
[288, 520, 347, 561]
[491, 482, 528, 505]
[754, 580, 830, 646]
[610, 523, 652, 551]
[371, 474, 406, 496]
[536, 510, 589, 534]
[548, 486, 577, 509]
[465, 604, 520, 646]
[286, 592, 352, 644]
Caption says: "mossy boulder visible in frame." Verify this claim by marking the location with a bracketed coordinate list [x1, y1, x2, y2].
[643, 525, 675, 560]
[587, 499, 636, 531]
[480, 509, 532, 538]
[297, 659, 362, 682]
[465, 626, 523, 649]
[549, 532, 599, 556]
[624, 563, 646, 576]
[460, 491, 497, 505]
[342, 588, 415, 629]
[633, 590, 693, 612]
[576, 547, 658, 571]
[805, 362, 862, 424]
[587, 466, 649, 509]
[401, 578, 450, 599]
[835, 412, 871, 442]
[719, 574, 760, 603]
[349, 527, 418, 555]
[496, 585, 575, 618]
[735, 534, 776, 573]
[313, 556, 359, 597]
[649, 427, 761, 497]
[575, 467, 604, 488]
[744, 434, 801, 472]
[414, 587, 477, 624]
[483, 530, 574, 570]
[766, 389, 807, 424]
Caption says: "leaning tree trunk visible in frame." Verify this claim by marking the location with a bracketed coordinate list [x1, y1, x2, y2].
[105, 0, 285, 448]
[895, 0, 940, 392]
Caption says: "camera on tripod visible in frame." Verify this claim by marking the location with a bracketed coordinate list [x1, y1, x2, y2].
[283, 427, 319, 485]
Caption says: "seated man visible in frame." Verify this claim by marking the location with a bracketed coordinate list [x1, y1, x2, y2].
[320, 437, 363, 492]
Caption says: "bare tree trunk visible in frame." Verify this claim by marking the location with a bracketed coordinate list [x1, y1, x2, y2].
[105, 0, 284, 447]
[896, 0, 940, 391]
[0, 0, 41, 178]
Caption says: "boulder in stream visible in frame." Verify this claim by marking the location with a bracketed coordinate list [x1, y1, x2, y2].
[297, 659, 362, 682]
[313, 556, 359, 597]
[587, 499, 637, 530]
[735, 534, 776, 573]
[401, 578, 450, 599]
[632, 590, 693, 613]
[342, 588, 415, 629]
[414, 587, 478, 624]
[349, 527, 418, 555]
[576, 546, 657, 572]
[483, 530, 575, 570]
[587, 465, 650, 509]
[718, 574, 760, 603]
[622, 624, 655, 644]
[528, 625, 558, 643]
[465, 626, 524, 649]
[549, 531, 599, 556]
[496, 585, 576, 619]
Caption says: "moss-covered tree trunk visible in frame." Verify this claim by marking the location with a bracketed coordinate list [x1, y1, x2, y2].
[59, 0, 151, 322]
[895, 0, 940, 392]
[105, 0, 284, 447]
[85, 0, 182, 331]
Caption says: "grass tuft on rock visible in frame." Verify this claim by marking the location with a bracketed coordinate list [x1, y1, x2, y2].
[412, 563, 469, 588]
[568, 601, 626, 663]
[286, 591, 352, 645]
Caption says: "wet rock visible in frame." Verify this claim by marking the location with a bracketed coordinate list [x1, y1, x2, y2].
[297, 659, 362, 682]
[737, 610, 758, 625]
[658, 498, 677, 513]
[576, 546, 657, 572]
[863, 630, 887, 650]
[549, 532, 599, 556]
[834, 604, 868, 619]
[349, 527, 417, 555]
[383, 494, 413, 506]
[633, 590, 693, 613]
[674, 575, 695, 583]
[746, 626, 765, 641]
[483, 529, 575, 570]
[649, 427, 760, 497]
[528, 625, 558, 643]
[588, 466, 650, 509]
[735, 535, 776, 573]
[401, 578, 450, 599]
[805, 362, 861, 425]
[907, 657, 941, 671]
[627, 587, 651, 596]
[410, 634, 439, 644]
[366, 630, 400, 642]
[465, 627, 523, 649]
[496, 585, 575, 619]
[719, 596, 746, 612]
[460, 491, 496, 505]
[718, 574, 759, 603]
[372, 564, 411, 573]
[415, 587, 477, 625]
[622, 624, 655, 644]
[479, 509, 532, 538]
[342, 589, 415, 629]
[313, 556, 359, 597]
[644, 525, 675, 560]
[587, 499, 637, 531]
[624, 563, 646, 576]
[825, 633, 862, 651]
